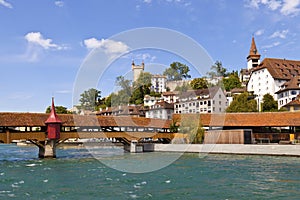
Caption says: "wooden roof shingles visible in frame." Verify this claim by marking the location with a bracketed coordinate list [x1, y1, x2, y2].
[173, 112, 300, 127]
[0, 113, 171, 129]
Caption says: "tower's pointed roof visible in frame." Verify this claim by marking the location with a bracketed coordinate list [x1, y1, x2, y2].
[45, 97, 62, 124]
[247, 36, 260, 59]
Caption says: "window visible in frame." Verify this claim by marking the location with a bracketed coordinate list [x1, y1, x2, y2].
[208, 101, 211, 106]
[291, 91, 297, 95]
[213, 107, 215, 111]
[213, 100, 215, 104]
[219, 94, 221, 98]
[219, 101, 221, 105]
[204, 101, 207, 105]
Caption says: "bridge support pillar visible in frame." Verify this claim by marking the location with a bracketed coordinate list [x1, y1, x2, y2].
[6, 129, 11, 144]
[38, 140, 57, 158]
[130, 140, 137, 153]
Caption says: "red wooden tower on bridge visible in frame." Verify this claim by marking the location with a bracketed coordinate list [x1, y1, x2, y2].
[45, 97, 62, 139]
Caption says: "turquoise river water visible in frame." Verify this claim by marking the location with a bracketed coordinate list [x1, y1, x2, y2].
[0, 144, 300, 200]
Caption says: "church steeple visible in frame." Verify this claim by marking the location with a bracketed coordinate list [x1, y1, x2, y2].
[247, 36, 261, 70]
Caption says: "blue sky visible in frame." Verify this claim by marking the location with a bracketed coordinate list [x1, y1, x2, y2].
[1, 0, 300, 112]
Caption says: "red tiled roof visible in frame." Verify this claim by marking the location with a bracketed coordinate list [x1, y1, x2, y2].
[162, 91, 178, 96]
[173, 112, 300, 127]
[284, 95, 300, 107]
[252, 58, 300, 80]
[0, 113, 170, 128]
[275, 76, 300, 94]
[179, 86, 220, 99]
[150, 101, 174, 110]
[230, 87, 246, 94]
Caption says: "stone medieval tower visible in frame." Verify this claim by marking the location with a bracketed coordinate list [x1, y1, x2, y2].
[132, 61, 144, 82]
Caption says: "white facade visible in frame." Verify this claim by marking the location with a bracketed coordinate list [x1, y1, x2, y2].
[146, 102, 174, 120]
[144, 95, 162, 107]
[277, 89, 300, 109]
[161, 92, 179, 104]
[247, 68, 282, 110]
[174, 87, 227, 114]
[151, 75, 167, 93]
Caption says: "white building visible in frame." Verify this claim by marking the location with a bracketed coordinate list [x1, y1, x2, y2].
[146, 101, 174, 120]
[275, 76, 300, 109]
[151, 74, 167, 93]
[247, 58, 300, 111]
[161, 91, 179, 104]
[245, 36, 300, 111]
[174, 86, 227, 114]
[143, 95, 163, 107]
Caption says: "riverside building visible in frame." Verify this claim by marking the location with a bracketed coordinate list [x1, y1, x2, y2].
[174, 86, 227, 114]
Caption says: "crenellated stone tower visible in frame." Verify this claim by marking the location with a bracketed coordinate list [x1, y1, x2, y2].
[132, 60, 144, 82]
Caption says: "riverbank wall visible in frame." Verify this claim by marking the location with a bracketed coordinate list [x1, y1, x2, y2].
[154, 144, 300, 156]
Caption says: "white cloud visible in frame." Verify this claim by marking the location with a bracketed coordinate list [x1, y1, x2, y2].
[83, 38, 129, 55]
[268, 0, 281, 10]
[246, 0, 281, 10]
[143, 0, 152, 3]
[134, 53, 156, 62]
[54, 1, 64, 8]
[262, 41, 280, 49]
[0, 0, 12, 8]
[280, 0, 300, 16]
[25, 32, 66, 50]
[245, 0, 300, 16]
[255, 29, 265, 36]
[56, 90, 71, 94]
[269, 29, 289, 38]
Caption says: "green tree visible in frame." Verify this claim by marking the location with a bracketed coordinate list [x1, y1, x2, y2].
[207, 61, 227, 78]
[111, 90, 130, 106]
[79, 88, 101, 111]
[179, 115, 205, 144]
[45, 106, 70, 114]
[163, 62, 191, 81]
[134, 72, 152, 88]
[190, 78, 208, 90]
[116, 76, 132, 96]
[129, 72, 153, 105]
[226, 92, 258, 112]
[262, 93, 278, 112]
[130, 85, 150, 105]
[222, 73, 242, 91]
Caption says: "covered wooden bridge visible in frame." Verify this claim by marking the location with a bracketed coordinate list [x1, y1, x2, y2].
[0, 113, 177, 145]
[173, 112, 300, 143]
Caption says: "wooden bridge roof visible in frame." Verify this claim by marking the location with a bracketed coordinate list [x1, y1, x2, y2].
[173, 112, 300, 127]
[0, 113, 170, 128]
[1, 112, 300, 128]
